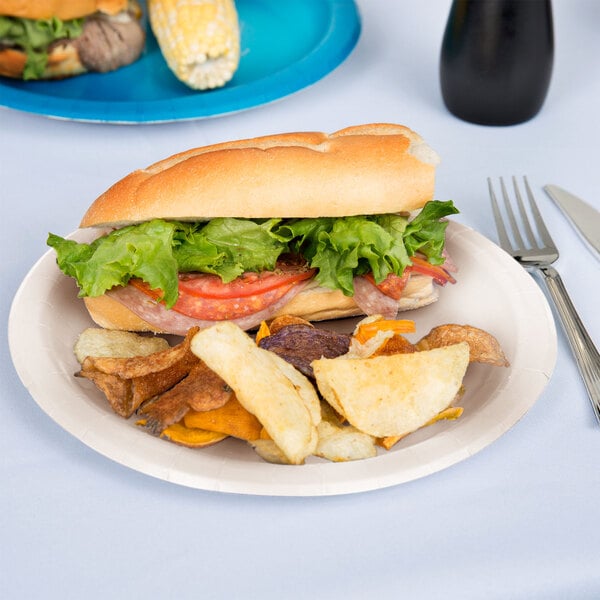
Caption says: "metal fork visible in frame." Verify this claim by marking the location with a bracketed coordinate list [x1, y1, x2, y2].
[489, 176, 600, 423]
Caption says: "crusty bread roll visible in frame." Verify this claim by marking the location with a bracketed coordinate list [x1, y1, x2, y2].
[0, 0, 143, 80]
[74, 124, 443, 332]
[80, 123, 440, 227]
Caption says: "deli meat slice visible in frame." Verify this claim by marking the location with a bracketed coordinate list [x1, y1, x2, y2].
[352, 276, 400, 320]
[441, 248, 458, 273]
[107, 282, 309, 335]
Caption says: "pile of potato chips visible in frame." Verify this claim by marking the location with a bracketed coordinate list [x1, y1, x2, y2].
[74, 315, 509, 465]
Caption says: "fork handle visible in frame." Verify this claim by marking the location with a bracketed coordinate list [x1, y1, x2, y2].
[540, 266, 600, 423]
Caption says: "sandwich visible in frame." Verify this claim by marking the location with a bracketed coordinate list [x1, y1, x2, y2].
[47, 123, 459, 336]
[0, 0, 145, 80]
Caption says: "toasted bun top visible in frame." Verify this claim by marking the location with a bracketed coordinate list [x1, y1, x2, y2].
[80, 124, 440, 228]
[0, 0, 127, 20]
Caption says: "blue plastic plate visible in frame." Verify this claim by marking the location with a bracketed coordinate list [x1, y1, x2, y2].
[0, 0, 360, 123]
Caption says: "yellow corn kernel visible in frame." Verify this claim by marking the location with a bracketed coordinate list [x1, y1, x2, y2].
[148, 0, 240, 90]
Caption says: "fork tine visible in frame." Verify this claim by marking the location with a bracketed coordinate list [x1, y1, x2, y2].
[488, 177, 513, 251]
[523, 176, 556, 248]
[500, 177, 526, 249]
[512, 176, 538, 248]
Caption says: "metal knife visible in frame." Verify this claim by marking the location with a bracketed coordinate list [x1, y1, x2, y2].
[544, 184, 600, 258]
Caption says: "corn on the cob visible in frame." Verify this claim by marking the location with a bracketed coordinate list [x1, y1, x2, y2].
[148, 0, 240, 90]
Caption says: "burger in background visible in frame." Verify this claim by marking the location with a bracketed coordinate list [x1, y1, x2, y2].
[0, 0, 145, 80]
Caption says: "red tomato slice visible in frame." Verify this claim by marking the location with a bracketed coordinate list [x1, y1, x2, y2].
[130, 264, 316, 321]
[364, 271, 410, 300]
[172, 282, 302, 320]
[178, 265, 315, 299]
[364, 256, 455, 299]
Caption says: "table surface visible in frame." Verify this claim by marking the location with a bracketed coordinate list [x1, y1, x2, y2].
[2, 1, 600, 598]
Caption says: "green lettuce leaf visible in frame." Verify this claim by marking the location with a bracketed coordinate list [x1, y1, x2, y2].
[173, 218, 288, 281]
[403, 200, 459, 264]
[48, 220, 180, 307]
[47, 201, 458, 305]
[48, 218, 290, 308]
[279, 214, 412, 295]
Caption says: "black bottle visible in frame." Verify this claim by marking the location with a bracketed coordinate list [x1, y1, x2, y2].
[440, 0, 554, 125]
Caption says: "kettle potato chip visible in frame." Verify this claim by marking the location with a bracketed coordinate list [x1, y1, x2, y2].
[72, 317, 508, 465]
[74, 328, 169, 364]
[313, 342, 470, 438]
[191, 322, 321, 465]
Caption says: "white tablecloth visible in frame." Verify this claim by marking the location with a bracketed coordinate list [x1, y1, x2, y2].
[2, 1, 600, 598]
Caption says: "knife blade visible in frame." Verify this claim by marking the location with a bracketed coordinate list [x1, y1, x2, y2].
[543, 184, 600, 258]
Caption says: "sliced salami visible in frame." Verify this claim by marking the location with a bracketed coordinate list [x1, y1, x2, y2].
[107, 281, 310, 335]
[352, 277, 400, 320]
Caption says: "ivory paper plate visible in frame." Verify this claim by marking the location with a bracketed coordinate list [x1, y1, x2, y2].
[9, 222, 557, 496]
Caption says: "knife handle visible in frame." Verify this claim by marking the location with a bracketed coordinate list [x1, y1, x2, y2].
[541, 266, 600, 424]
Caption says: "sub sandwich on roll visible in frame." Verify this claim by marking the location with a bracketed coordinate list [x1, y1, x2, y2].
[0, 0, 145, 80]
[47, 123, 459, 336]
